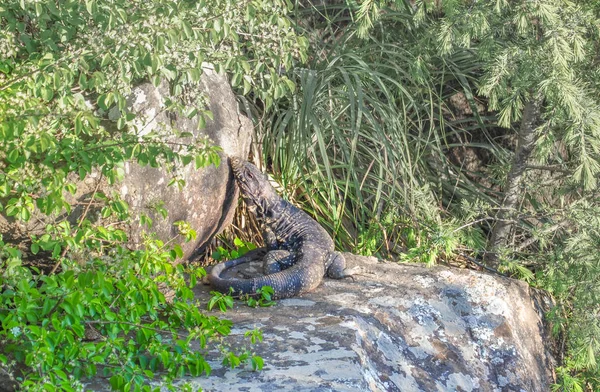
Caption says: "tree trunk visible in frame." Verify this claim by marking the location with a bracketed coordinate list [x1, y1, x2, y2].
[486, 96, 543, 268]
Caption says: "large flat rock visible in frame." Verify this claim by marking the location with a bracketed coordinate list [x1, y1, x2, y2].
[188, 254, 554, 391]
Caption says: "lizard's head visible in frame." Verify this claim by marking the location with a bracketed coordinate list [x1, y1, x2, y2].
[230, 157, 277, 216]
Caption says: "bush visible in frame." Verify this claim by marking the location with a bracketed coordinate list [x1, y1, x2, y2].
[0, 0, 305, 389]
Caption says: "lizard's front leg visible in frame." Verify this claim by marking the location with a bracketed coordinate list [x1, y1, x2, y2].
[261, 226, 297, 274]
[263, 226, 279, 250]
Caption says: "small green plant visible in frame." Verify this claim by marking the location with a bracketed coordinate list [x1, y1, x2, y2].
[244, 286, 276, 308]
[210, 238, 276, 307]
[221, 327, 264, 372]
[207, 289, 235, 312]
[499, 259, 535, 282]
[212, 237, 257, 261]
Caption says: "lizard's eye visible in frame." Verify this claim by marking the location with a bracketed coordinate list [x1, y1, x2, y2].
[246, 171, 254, 179]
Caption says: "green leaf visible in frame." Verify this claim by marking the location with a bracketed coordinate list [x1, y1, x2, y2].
[7, 149, 19, 163]
[85, 0, 97, 15]
[188, 68, 201, 82]
[243, 79, 252, 95]
[35, 3, 43, 17]
[41, 87, 54, 101]
[101, 53, 111, 67]
[197, 115, 206, 130]
[173, 244, 183, 258]
[182, 21, 194, 39]
[231, 72, 242, 87]
[251, 356, 264, 371]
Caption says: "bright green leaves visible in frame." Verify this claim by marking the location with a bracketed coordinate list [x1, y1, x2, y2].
[244, 286, 275, 308]
[1, 234, 252, 390]
[6, 148, 19, 163]
[0, 0, 293, 388]
[4, 196, 34, 222]
[221, 329, 265, 371]
[173, 220, 197, 243]
[208, 290, 235, 312]
[181, 20, 194, 40]
[211, 237, 256, 262]
[85, 0, 97, 16]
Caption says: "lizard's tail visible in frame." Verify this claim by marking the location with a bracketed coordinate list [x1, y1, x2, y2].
[207, 260, 324, 299]
[208, 256, 254, 279]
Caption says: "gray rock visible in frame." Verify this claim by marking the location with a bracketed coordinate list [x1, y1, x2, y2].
[116, 70, 252, 259]
[185, 254, 554, 391]
[0, 68, 252, 260]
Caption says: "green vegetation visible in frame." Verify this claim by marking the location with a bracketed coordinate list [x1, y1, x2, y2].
[1, 0, 599, 390]
[0, 0, 302, 390]
[250, 1, 599, 390]
[210, 238, 276, 307]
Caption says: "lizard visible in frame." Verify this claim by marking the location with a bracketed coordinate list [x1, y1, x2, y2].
[207, 157, 357, 299]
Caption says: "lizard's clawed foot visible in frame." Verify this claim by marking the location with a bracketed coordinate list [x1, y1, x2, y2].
[341, 266, 366, 280]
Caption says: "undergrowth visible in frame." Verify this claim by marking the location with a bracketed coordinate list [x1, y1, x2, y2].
[0, 233, 263, 391]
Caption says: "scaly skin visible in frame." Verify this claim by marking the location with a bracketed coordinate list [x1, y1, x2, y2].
[208, 158, 353, 299]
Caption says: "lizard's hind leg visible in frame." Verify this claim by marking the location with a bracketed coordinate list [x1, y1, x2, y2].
[263, 250, 295, 274]
[326, 251, 361, 279]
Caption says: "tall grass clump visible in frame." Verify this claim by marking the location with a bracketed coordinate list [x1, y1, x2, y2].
[246, 4, 490, 260]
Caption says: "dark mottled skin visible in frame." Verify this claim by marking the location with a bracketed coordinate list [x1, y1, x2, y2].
[208, 158, 354, 299]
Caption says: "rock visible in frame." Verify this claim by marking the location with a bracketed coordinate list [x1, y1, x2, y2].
[0, 68, 252, 261]
[183, 254, 554, 391]
[115, 69, 252, 259]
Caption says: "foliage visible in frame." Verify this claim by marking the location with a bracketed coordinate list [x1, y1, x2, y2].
[243, 286, 276, 308]
[0, 0, 307, 389]
[249, 2, 497, 266]
[221, 328, 264, 372]
[207, 290, 236, 313]
[0, 233, 242, 391]
[246, 1, 600, 389]
[212, 237, 257, 262]
[412, 0, 600, 388]
[0, 0, 306, 221]
[540, 201, 600, 391]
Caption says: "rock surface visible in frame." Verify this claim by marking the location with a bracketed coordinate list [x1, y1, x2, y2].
[186, 254, 554, 391]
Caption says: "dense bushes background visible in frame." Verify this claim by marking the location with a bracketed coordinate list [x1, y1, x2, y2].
[249, 1, 600, 390]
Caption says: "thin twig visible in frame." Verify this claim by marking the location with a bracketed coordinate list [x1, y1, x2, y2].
[452, 217, 494, 233]
[525, 164, 571, 174]
[86, 320, 171, 336]
[459, 252, 507, 277]
[515, 219, 571, 251]
[50, 175, 103, 274]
